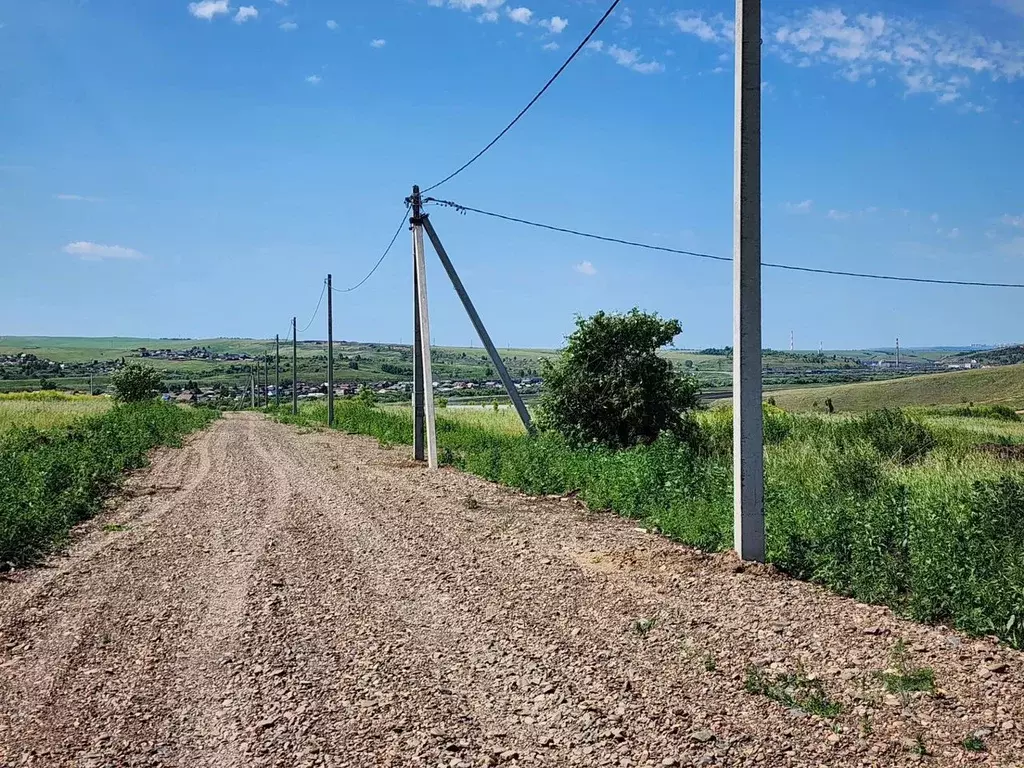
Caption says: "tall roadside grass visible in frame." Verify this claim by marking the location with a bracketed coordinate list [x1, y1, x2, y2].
[0, 401, 218, 565]
[276, 401, 1024, 648]
[0, 391, 112, 432]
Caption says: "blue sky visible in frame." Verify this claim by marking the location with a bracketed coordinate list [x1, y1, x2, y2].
[1, 0, 1022, 350]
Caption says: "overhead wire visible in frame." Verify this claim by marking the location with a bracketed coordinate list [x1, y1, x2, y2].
[425, 198, 1024, 290]
[296, 279, 328, 334]
[422, 0, 623, 193]
[332, 205, 411, 294]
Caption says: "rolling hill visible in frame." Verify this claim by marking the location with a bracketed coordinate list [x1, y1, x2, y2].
[769, 364, 1024, 412]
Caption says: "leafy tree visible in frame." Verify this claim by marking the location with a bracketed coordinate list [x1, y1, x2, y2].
[357, 387, 376, 408]
[538, 309, 700, 449]
[110, 363, 163, 402]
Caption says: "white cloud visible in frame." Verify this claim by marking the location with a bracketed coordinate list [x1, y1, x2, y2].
[938, 227, 961, 239]
[619, 7, 633, 30]
[574, 260, 597, 276]
[279, 20, 298, 31]
[604, 44, 664, 74]
[305, 75, 321, 84]
[540, 16, 568, 34]
[542, 41, 559, 51]
[827, 209, 851, 220]
[670, 7, 1024, 109]
[188, 0, 229, 21]
[1001, 214, 1024, 228]
[995, 0, 1024, 17]
[929, 212, 940, 223]
[272, 0, 288, 5]
[370, 38, 386, 48]
[234, 6, 258, 23]
[326, 19, 338, 30]
[479, 10, 499, 22]
[63, 242, 145, 261]
[55, 194, 102, 203]
[672, 12, 732, 44]
[506, 6, 532, 24]
[783, 200, 813, 214]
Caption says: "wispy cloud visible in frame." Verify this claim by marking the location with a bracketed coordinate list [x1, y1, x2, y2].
[619, 7, 633, 30]
[589, 40, 664, 74]
[188, 0, 229, 21]
[305, 74, 322, 84]
[55, 194, 103, 203]
[326, 19, 338, 30]
[234, 6, 258, 23]
[574, 260, 597, 276]
[539, 15, 568, 34]
[64, 242, 145, 261]
[827, 209, 851, 221]
[506, 6, 532, 24]
[542, 41, 559, 51]
[370, 38, 387, 48]
[1001, 213, 1024, 228]
[783, 200, 813, 214]
[670, 6, 1024, 109]
[279, 20, 298, 31]
[272, 0, 288, 5]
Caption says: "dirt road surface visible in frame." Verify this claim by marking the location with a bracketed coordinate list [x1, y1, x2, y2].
[1, 413, 1022, 767]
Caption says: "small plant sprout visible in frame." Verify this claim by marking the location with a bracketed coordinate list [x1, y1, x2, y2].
[962, 734, 986, 752]
[882, 640, 936, 694]
[632, 618, 657, 637]
[744, 664, 841, 718]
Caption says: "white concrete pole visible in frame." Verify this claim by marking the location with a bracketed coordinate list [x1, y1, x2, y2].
[733, 0, 765, 562]
[413, 214, 438, 470]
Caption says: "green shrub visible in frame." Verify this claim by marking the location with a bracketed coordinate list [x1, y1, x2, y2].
[110, 363, 163, 403]
[538, 309, 700, 449]
[844, 409, 936, 463]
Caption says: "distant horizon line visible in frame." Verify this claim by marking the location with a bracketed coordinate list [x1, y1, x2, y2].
[0, 334, 1019, 354]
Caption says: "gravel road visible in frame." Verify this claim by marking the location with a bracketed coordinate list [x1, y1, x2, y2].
[1, 413, 1022, 767]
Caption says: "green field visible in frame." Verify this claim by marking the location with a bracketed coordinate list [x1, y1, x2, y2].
[770, 364, 1024, 412]
[276, 399, 1024, 649]
[0, 392, 113, 431]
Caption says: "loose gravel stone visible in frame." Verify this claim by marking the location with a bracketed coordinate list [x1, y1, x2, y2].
[0, 413, 1022, 767]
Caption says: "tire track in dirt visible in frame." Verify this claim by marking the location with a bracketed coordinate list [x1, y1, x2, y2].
[1, 413, 1023, 768]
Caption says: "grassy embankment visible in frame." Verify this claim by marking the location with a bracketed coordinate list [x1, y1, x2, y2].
[0, 391, 113, 432]
[770, 364, 1024, 412]
[0, 400, 218, 565]
[276, 400, 1024, 649]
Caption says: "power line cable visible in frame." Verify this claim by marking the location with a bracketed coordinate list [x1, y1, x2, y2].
[426, 198, 1024, 289]
[332, 206, 411, 294]
[422, 0, 622, 194]
[297, 280, 328, 335]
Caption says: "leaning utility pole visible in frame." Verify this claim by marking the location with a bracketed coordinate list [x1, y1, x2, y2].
[275, 334, 281, 408]
[291, 317, 298, 415]
[732, 0, 765, 563]
[327, 274, 335, 427]
[410, 186, 438, 469]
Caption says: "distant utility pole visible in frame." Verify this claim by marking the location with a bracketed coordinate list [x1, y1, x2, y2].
[250, 365, 256, 408]
[732, 0, 764, 563]
[896, 337, 901, 368]
[275, 334, 281, 408]
[411, 185, 438, 469]
[291, 317, 298, 416]
[327, 274, 335, 427]
[790, 330, 794, 352]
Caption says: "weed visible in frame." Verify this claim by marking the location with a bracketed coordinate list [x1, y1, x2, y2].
[744, 665, 842, 718]
[962, 735, 986, 752]
[703, 653, 717, 672]
[632, 618, 657, 637]
[465, 494, 480, 510]
[911, 735, 928, 757]
[882, 641, 936, 694]
[103, 523, 130, 532]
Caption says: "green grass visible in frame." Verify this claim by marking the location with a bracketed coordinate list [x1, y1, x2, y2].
[276, 400, 1024, 649]
[744, 665, 842, 717]
[770, 364, 1024, 412]
[0, 392, 113, 432]
[0, 401, 218, 565]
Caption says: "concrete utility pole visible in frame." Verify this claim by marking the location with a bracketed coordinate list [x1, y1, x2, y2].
[732, 0, 765, 563]
[292, 317, 298, 416]
[250, 365, 256, 408]
[412, 206, 426, 462]
[896, 337, 901, 369]
[411, 186, 438, 469]
[275, 335, 281, 408]
[327, 274, 335, 427]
